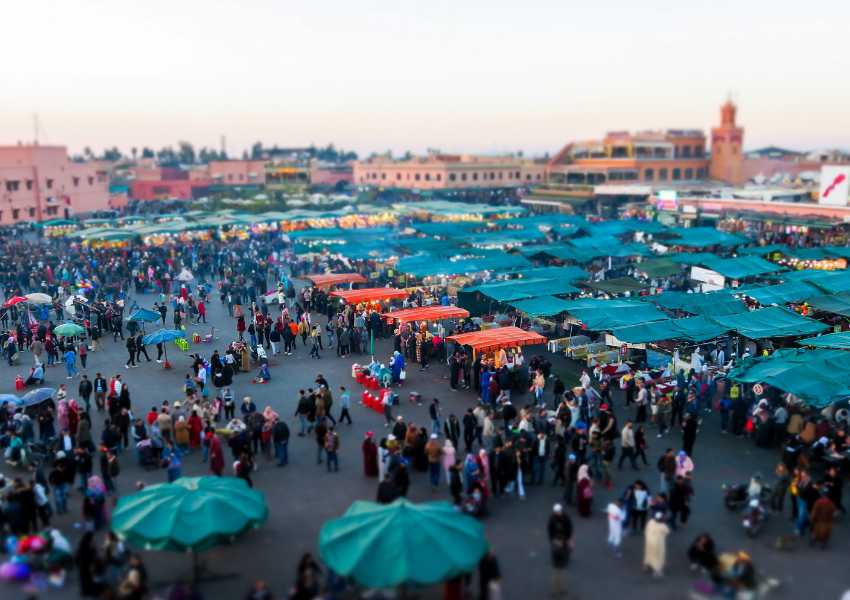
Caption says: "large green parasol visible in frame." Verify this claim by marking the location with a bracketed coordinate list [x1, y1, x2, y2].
[319, 498, 487, 588]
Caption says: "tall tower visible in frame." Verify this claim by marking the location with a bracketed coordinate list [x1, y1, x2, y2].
[709, 100, 745, 185]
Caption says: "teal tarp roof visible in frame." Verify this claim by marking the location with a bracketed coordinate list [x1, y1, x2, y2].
[821, 246, 850, 259]
[512, 266, 588, 282]
[803, 271, 850, 294]
[510, 296, 576, 317]
[737, 244, 788, 256]
[645, 290, 749, 317]
[411, 222, 481, 237]
[710, 306, 828, 339]
[465, 278, 579, 303]
[584, 219, 667, 236]
[781, 247, 834, 260]
[728, 348, 850, 408]
[584, 277, 647, 294]
[737, 281, 820, 305]
[798, 331, 850, 349]
[561, 299, 669, 330]
[694, 255, 783, 279]
[396, 252, 529, 278]
[664, 227, 745, 248]
[806, 292, 850, 317]
[612, 316, 730, 344]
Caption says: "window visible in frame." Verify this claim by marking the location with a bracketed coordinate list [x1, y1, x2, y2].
[73, 177, 80, 187]
[659, 168, 668, 181]
[5, 180, 20, 192]
[490, 172, 496, 180]
[697, 168, 706, 179]
[436, 174, 442, 181]
[46, 206, 58, 216]
[498, 172, 502, 180]
[381, 173, 386, 180]
[461, 173, 467, 181]
[644, 168, 654, 181]
[415, 173, 421, 181]
[396, 173, 401, 181]
[682, 146, 692, 158]
[526, 174, 532, 180]
[46, 179, 53, 189]
[28, 208, 35, 217]
[515, 171, 521, 179]
[12, 209, 20, 220]
[472, 173, 478, 181]
[684, 168, 694, 180]
[25, 180, 33, 190]
[88, 176, 95, 185]
[536, 174, 541, 180]
[425, 173, 431, 181]
[449, 174, 456, 182]
[672, 168, 681, 180]
[695, 146, 704, 157]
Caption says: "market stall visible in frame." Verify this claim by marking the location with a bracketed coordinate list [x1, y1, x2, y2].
[329, 287, 408, 305]
[447, 325, 546, 363]
[305, 273, 368, 288]
[381, 305, 469, 324]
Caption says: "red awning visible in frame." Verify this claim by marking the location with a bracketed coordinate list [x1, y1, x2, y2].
[447, 326, 546, 353]
[305, 273, 367, 287]
[330, 287, 408, 304]
[383, 305, 470, 324]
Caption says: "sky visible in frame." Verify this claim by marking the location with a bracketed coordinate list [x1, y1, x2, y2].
[2, 0, 849, 158]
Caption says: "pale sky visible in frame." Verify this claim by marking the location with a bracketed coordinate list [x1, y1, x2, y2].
[2, 0, 849, 157]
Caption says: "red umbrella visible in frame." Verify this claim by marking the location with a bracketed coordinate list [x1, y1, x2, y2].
[3, 296, 27, 307]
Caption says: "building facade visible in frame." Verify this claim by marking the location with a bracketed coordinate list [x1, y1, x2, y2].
[547, 129, 709, 186]
[353, 154, 545, 189]
[709, 100, 745, 185]
[0, 144, 110, 224]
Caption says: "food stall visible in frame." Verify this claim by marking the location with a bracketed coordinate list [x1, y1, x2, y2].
[446, 326, 546, 364]
[305, 273, 368, 288]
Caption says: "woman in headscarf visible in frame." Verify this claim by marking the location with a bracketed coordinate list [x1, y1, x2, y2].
[75, 531, 103, 597]
[643, 512, 671, 577]
[362, 432, 379, 477]
[476, 449, 491, 495]
[187, 410, 203, 450]
[67, 399, 80, 437]
[174, 416, 190, 451]
[442, 439, 456, 485]
[209, 434, 225, 476]
[390, 351, 405, 385]
[577, 464, 593, 517]
[463, 453, 480, 492]
[57, 398, 70, 432]
[83, 475, 109, 531]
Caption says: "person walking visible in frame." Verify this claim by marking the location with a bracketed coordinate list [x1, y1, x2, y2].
[135, 333, 151, 363]
[607, 498, 626, 556]
[338, 386, 353, 425]
[273, 419, 290, 467]
[78, 374, 93, 413]
[125, 336, 136, 369]
[643, 512, 670, 577]
[618, 421, 639, 470]
[425, 433, 443, 489]
[547, 504, 573, 598]
[325, 426, 339, 472]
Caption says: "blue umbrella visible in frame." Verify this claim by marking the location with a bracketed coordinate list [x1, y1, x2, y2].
[20, 388, 55, 408]
[127, 308, 161, 323]
[143, 329, 186, 346]
[0, 394, 19, 406]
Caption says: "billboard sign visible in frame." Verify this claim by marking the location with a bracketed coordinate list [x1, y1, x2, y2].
[819, 166, 850, 206]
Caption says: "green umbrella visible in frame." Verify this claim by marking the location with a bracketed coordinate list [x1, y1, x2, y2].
[319, 499, 487, 588]
[53, 322, 85, 337]
[112, 477, 268, 579]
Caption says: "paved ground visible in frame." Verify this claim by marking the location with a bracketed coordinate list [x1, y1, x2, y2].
[1, 289, 847, 600]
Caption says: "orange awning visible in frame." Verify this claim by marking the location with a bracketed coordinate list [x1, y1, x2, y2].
[305, 273, 367, 287]
[330, 287, 408, 304]
[382, 305, 470, 324]
[447, 326, 546, 353]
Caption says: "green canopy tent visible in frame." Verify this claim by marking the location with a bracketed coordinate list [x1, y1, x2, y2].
[727, 348, 850, 408]
[798, 331, 850, 349]
[737, 244, 789, 256]
[583, 277, 648, 295]
[806, 292, 850, 317]
[710, 306, 828, 339]
[643, 290, 748, 317]
[561, 299, 669, 330]
[319, 499, 487, 589]
[510, 295, 575, 317]
[662, 227, 746, 248]
[737, 281, 821, 306]
[612, 316, 730, 344]
[633, 257, 685, 278]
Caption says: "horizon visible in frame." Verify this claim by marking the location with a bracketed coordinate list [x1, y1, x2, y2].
[3, 0, 849, 158]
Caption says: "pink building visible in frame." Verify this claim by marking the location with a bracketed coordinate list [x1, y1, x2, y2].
[353, 154, 545, 189]
[310, 161, 353, 187]
[207, 160, 267, 186]
[0, 144, 110, 224]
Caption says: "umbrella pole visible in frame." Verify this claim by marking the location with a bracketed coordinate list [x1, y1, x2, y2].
[164, 343, 171, 370]
[192, 550, 201, 584]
